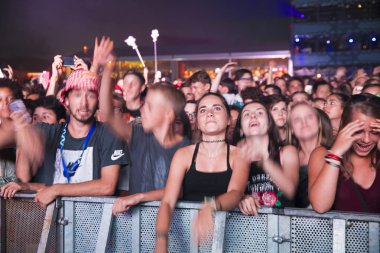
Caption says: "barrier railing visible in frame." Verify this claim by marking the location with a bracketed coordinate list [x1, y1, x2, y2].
[1, 193, 379, 253]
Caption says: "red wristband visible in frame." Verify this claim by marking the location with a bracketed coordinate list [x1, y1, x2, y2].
[326, 151, 342, 161]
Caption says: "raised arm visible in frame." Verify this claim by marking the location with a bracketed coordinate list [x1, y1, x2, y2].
[266, 60, 275, 85]
[263, 145, 299, 199]
[238, 141, 299, 216]
[46, 55, 63, 96]
[9, 111, 45, 177]
[96, 37, 133, 143]
[309, 120, 364, 213]
[2, 65, 14, 80]
[90, 37, 112, 74]
[210, 62, 237, 93]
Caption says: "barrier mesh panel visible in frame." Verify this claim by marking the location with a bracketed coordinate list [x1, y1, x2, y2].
[291, 216, 333, 253]
[140, 206, 158, 252]
[223, 212, 268, 253]
[106, 210, 133, 253]
[168, 209, 192, 252]
[346, 221, 369, 253]
[5, 199, 46, 253]
[74, 202, 103, 253]
[140, 206, 193, 252]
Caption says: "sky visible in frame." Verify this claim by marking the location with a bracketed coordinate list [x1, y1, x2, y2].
[0, 0, 291, 71]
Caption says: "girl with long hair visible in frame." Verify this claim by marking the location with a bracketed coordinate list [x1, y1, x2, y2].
[309, 94, 380, 213]
[155, 93, 249, 252]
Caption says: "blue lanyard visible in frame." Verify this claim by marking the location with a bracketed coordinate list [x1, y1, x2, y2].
[59, 120, 96, 183]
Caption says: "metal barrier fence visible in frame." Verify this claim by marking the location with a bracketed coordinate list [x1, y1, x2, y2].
[1, 193, 379, 253]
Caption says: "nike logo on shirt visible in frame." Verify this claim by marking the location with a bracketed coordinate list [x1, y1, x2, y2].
[111, 150, 124, 161]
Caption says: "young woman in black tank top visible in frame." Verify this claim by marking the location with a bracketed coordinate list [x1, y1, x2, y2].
[155, 93, 249, 251]
[233, 101, 299, 215]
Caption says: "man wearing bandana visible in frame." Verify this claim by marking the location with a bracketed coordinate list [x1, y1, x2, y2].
[0, 68, 128, 208]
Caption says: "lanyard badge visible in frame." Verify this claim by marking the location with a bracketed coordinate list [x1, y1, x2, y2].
[59, 120, 96, 183]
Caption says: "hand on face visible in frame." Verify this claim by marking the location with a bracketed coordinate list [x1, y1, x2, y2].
[331, 120, 365, 156]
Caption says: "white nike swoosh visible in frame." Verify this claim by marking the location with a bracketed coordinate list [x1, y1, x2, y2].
[111, 153, 124, 161]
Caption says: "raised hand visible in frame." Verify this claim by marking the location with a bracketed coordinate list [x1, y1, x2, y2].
[51, 55, 63, 77]
[330, 120, 365, 156]
[220, 62, 237, 73]
[238, 138, 269, 163]
[3, 65, 14, 79]
[91, 36, 114, 73]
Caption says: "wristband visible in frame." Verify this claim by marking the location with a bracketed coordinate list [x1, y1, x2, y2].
[327, 150, 343, 159]
[325, 159, 341, 169]
[327, 150, 343, 160]
[324, 156, 342, 164]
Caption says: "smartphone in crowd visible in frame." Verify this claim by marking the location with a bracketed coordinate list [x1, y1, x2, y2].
[62, 57, 75, 67]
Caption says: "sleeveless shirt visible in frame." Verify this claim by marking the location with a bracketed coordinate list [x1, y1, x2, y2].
[333, 170, 380, 213]
[182, 143, 232, 201]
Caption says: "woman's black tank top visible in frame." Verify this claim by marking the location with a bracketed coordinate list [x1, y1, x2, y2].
[182, 143, 232, 201]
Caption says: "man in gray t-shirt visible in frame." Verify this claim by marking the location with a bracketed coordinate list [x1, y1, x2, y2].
[129, 124, 190, 195]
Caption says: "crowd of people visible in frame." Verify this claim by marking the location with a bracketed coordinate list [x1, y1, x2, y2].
[0, 36, 379, 251]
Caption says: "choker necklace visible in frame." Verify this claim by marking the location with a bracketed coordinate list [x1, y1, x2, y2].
[202, 139, 225, 143]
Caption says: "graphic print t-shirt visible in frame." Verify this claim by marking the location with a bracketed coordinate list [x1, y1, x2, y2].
[32, 122, 128, 185]
[247, 161, 294, 208]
